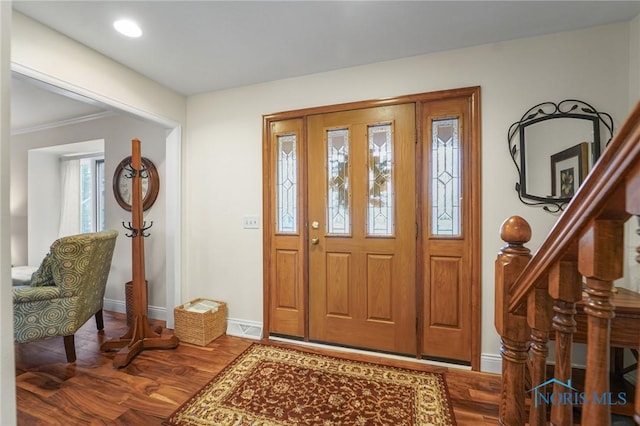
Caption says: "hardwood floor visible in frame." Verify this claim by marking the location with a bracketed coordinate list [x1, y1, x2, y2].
[15, 311, 500, 425]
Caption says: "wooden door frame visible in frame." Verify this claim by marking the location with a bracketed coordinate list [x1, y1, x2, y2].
[262, 86, 482, 370]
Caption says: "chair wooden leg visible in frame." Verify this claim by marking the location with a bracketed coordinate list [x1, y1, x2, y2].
[95, 309, 104, 331]
[63, 335, 76, 363]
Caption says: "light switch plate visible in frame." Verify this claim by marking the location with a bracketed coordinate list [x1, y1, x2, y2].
[243, 215, 260, 229]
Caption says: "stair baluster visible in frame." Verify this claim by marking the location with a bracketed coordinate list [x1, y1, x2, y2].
[527, 281, 554, 426]
[579, 220, 624, 425]
[548, 260, 583, 426]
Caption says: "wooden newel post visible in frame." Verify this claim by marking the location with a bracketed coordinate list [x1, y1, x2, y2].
[495, 216, 532, 426]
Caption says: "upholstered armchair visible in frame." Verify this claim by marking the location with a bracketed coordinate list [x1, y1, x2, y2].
[13, 230, 118, 362]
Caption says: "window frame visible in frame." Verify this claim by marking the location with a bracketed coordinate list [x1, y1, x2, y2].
[80, 155, 106, 233]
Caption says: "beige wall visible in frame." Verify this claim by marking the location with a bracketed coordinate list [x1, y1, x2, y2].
[185, 22, 632, 370]
[630, 14, 640, 106]
[11, 114, 168, 309]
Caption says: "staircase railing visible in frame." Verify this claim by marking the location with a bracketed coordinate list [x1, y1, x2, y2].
[495, 102, 640, 426]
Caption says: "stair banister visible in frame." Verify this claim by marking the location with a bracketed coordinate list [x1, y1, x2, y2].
[496, 101, 640, 426]
[508, 104, 640, 312]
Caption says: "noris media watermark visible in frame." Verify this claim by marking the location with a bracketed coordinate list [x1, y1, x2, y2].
[528, 378, 627, 407]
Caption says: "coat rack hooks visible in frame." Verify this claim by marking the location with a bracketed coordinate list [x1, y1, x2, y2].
[122, 221, 153, 238]
[123, 162, 151, 179]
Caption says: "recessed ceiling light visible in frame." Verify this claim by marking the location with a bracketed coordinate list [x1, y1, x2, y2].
[113, 19, 142, 38]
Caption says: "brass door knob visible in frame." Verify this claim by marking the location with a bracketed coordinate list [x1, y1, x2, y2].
[311, 237, 319, 245]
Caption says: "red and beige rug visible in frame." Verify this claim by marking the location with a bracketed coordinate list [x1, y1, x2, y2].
[165, 343, 456, 425]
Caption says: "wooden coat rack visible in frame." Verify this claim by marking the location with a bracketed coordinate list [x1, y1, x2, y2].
[101, 138, 179, 367]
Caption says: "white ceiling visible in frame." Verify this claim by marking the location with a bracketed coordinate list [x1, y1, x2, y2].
[10, 1, 640, 130]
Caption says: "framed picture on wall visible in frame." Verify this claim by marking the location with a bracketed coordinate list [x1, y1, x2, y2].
[550, 142, 589, 198]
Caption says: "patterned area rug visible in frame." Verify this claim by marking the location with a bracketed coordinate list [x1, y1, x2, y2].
[165, 343, 456, 425]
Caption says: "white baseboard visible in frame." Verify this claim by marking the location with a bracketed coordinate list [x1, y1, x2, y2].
[103, 298, 126, 315]
[100, 308, 503, 374]
[103, 298, 166, 321]
[103, 300, 262, 339]
[481, 353, 502, 374]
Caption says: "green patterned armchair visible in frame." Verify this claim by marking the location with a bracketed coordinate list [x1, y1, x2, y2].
[13, 230, 118, 362]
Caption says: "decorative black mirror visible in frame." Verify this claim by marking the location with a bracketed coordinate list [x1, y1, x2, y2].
[508, 99, 613, 212]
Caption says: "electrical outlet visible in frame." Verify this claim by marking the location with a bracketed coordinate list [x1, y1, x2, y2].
[243, 215, 260, 229]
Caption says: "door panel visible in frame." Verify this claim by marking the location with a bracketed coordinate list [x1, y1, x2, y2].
[421, 98, 474, 362]
[367, 254, 393, 321]
[275, 250, 300, 309]
[308, 104, 416, 355]
[429, 256, 461, 327]
[267, 118, 306, 337]
[326, 252, 350, 316]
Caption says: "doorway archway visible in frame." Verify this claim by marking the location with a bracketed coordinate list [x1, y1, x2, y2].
[11, 65, 182, 328]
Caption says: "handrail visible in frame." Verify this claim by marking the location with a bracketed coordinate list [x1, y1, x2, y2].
[508, 102, 640, 312]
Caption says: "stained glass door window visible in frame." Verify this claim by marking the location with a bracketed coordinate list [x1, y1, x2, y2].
[327, 129, 350, 234]
[431, 118, 461, 236]
[276, 134, 297, 233]
[367, 124, 394, 236]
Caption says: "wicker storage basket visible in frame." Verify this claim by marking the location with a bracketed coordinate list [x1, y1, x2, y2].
[174, 298, 227, 346]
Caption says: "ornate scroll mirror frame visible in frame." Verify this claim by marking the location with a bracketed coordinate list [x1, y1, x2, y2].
[508, 99, 613, 212]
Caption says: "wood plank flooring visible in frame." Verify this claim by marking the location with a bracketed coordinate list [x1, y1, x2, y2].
[15, 311, 500, 425]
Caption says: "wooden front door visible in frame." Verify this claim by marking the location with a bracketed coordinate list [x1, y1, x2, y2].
[307, 104, 417, 355]
[264, 87, 481, 368]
